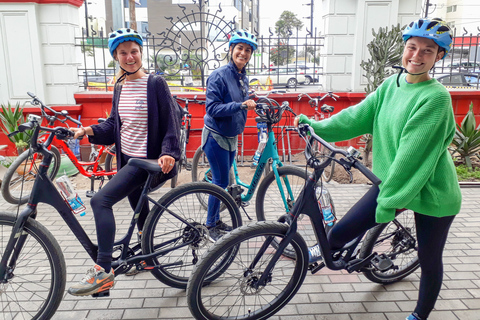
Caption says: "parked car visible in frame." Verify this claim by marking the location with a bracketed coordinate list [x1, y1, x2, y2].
[249, 67, 306, 88]
[81, 71, 113, 86]
[287, 63, 321, 84]
[435, 73, 480, 88]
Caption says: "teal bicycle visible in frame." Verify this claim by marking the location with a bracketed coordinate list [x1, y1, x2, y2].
[191, 98, 336, 258]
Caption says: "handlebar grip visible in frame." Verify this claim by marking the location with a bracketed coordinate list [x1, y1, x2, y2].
[352, 161, 382, 186]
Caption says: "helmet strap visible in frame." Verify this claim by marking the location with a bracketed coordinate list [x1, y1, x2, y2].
[116, 65, 143, 84]
[392, 65, 429, 87]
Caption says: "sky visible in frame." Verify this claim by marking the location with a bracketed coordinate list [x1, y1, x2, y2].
[258, 0, 322, 37]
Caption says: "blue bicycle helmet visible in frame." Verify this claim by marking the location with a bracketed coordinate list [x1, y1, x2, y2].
[108, 28, 143, 58]
[403, 18, 452, 59]
[228, 30, 258, 51]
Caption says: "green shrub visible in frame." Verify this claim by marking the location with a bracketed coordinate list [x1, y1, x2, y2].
[451, 102, 480, 170]
[456, 164, 480, 181]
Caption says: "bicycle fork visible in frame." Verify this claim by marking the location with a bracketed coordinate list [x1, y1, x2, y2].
[0, 205, 36, 282]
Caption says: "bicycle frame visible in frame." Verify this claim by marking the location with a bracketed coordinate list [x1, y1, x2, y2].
[39, 134, 116, 178]
[0, 123, 202, 280]
[232, 122, 294, 208]
[250, 127, 386, 286]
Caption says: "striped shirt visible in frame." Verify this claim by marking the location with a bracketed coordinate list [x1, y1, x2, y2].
[118, 74, 149, 157]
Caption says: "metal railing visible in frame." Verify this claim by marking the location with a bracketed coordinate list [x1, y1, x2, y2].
[76, 2, 323, 92]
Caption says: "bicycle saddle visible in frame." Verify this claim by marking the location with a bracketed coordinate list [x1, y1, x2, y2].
[321, 104, 334, 113]
[128, 158, 163, 172]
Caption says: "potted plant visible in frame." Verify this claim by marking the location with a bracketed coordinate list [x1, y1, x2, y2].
[0, 102, 32, 155]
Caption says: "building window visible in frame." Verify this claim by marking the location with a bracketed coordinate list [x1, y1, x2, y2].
[234, 0, 242, 11]
[447, 5, 457, 13]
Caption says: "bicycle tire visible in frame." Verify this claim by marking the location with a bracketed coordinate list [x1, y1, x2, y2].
[104, 145, 117, 180]
[171, 129, 186, 188]
[1, 146, 61, 205]
[141, 182, 242, 289]
[359, 209, 420, 284]
[187, 221, 308, 320]
[0, 212, 66, 320]
[256, 165, 316, 258]
[191, 146, 235, 211]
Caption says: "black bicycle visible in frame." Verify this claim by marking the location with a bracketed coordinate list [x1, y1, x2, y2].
[187, 124, 419, 320]
[170, 95, 203, 188]
[0, 112, 242, 320]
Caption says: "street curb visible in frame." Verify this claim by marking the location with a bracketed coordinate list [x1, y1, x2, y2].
[459, 181, 480, 188]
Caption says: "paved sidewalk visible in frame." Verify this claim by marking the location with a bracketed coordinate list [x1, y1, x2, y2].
[1, 184, 479, 320]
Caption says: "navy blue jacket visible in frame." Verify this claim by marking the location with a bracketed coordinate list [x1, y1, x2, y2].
[88, 74, 180, 182]
[204, 62, 249, 137]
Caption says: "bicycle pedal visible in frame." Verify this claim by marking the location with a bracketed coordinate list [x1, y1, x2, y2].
[86, 190, 96, 198]
[371, 253, 394, 272]
[309, 261, 325, 274]
[185, 163, 192, 171]
[92, 290, 110, 298]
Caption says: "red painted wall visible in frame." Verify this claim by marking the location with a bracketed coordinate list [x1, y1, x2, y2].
[2, 91, 480, 157]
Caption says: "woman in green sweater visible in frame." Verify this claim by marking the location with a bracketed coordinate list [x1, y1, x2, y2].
[295, 18, 461, 320]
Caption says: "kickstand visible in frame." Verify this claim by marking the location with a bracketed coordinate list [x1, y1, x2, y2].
[86, 176, 96, 198]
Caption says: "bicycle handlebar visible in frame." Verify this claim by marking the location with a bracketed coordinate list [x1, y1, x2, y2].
[297, 91, 340, 102]
[297, 124, 381, 186]
[173, 95, 206, 105]
[27, 91, 82, 127]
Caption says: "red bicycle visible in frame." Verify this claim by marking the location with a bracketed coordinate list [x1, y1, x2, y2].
[1, 92, 116, 205]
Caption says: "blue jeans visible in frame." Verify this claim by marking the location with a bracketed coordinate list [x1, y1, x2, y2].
[202, 134, 236, 227]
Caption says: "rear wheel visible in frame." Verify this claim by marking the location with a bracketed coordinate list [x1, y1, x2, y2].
[1, 146, 61, 205]
[104, 145, 117, 180]
[191, 146, 235, 210]
[141, 182, 242, 289]
[0, 212, 66, 320]
[187, 221, 308, 320]
[360, 209, 419, 284]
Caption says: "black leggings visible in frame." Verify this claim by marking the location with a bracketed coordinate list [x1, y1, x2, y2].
[328, 185, 455, 319]
[91, 153, 150, 272]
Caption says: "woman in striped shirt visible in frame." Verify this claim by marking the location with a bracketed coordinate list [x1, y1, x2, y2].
[68, 28, 180, 296]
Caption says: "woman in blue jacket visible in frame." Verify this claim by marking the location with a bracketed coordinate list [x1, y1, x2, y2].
[203, 30, 257, 241]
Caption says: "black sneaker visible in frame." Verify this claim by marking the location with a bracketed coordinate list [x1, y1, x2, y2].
[215, 220, 233, 232]
[207, 225, 224, 242]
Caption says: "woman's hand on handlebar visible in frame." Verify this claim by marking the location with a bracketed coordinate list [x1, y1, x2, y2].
[294, 115, 303, 127]
[70, 126, 93, 139]
[158, 155, 176, 174]
[241, 99, 256, 111]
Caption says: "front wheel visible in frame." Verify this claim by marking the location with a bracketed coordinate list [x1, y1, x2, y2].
[187, 221, 309, 320]
[359, 209, 419, 284]
[1, 146, 61, 205]
[0, 212, 66, 320]
[141, 182, 242, 289]
[304, 76, 312, 85]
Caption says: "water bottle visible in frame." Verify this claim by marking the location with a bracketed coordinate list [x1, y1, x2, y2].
[252, 122, 268, 166]
[315, 186, 336, 226]
[56, 175, 86, 216]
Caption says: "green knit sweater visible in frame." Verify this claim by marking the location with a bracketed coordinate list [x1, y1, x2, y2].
[299, 74, 462, 223]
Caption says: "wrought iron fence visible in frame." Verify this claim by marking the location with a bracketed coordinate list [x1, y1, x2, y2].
[76, 2, 324, 92]
[76, 1, 480, 92]
[431, 27, 480, 90]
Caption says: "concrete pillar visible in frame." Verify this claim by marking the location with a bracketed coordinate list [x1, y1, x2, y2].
[320, 0, 422, 92]
[0, 0, 82, 105]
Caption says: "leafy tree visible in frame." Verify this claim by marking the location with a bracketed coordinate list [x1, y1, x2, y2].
[359, 24, 404, 165]
[270, 44, 295, 66]
[80, 41, 94, 57]
[275, 11, 303, 42]
[269, 11, 303, 66]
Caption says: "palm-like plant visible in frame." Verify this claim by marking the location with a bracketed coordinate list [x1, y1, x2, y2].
[451, 102, 480, 170]
[0, 102, 31, 155]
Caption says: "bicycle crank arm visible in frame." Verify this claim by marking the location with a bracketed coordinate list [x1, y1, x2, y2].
[345, 252, 394, 273]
